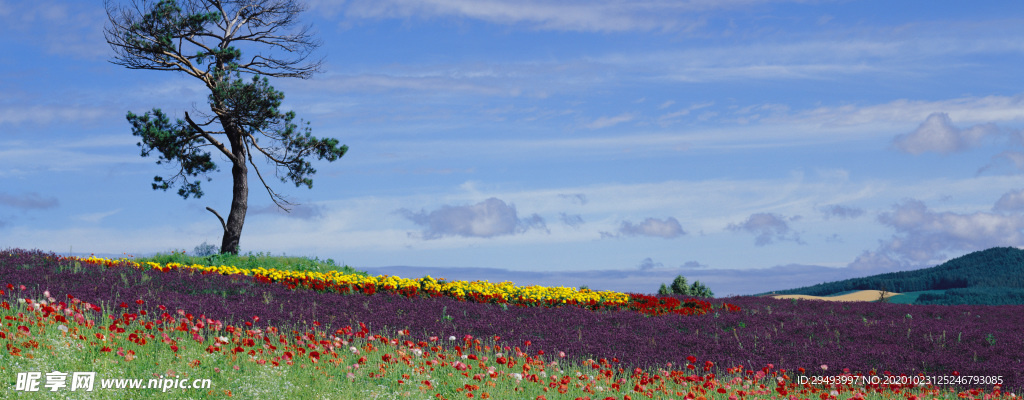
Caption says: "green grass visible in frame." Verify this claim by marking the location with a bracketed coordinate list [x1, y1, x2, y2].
[132, 250, 367, 276]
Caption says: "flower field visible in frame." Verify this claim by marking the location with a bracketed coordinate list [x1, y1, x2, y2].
[0, 248, 1019, 399]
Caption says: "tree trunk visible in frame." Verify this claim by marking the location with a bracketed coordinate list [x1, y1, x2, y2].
[220, 122, 249, 255]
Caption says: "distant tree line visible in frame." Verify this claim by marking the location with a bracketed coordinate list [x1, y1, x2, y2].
[762, 247, 1024, 306]
[914, 287, 1024, 305]
[658, 275, 714, 298]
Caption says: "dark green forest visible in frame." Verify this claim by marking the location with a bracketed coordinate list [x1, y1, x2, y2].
[756, 247, 1024, 305]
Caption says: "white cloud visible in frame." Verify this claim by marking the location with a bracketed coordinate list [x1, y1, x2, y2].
[658, 102, 715, 125]
[871, 199, 1024, 264]
[349, 93, 1024, 160]
[0, 105, 109, 126]
[612, 217, 686, 239]
[74, 209, 122, 224]
[595, 20, 1024, 83]
[0, 146, 146, 174]
[558, 193, 588, 205]
[0, 192, 59, 210]
[306, 73, 512, 96]
[845, 249, 908, 274]
[819, 204, 865, 219]
[637, 257, 663, 270]
[980, 150, 1024, 174]
[892, 112, 1000, 154]
[681, 260, 708, 269]
[249, 202, 327, 220]
[727, 213, 803, 246]
[332, 0, 716, 32]
[782, 95, 1024, 129]
[397, 197, 548, 239]
[586, 113, 635, 129]
[0, 1, 109, 59]
[559, 213, 584, 228]
[993, 189, 1024, 213]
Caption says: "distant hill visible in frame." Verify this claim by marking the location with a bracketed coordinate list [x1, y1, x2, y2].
[754, 247, 1024, 305]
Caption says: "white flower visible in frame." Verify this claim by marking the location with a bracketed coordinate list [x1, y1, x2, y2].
[350, 347, 359, 354]
[511, 373, 522, 380]
[448, 336, 456, 341]
[57, 325, 68, 333]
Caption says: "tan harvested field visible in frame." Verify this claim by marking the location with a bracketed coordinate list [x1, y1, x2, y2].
[768, 290, 900, 302]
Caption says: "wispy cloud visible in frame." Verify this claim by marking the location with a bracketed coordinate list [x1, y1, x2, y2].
[249, 202, 328, 220]
[558, 193, 588, 205]
[892, 112, 1000, 154]
[604, 217, 686, 239]
[595, 21, 1024, 83]
[727, 213, 803, 246]
[681, 260, 709, 269]
[993, 189, 1024, 213]
[780, 95, 1024, 128]
[330, 0, 717, 32]
[74, 209, 122, 224]
[586, 113, 635, 129]
[305, 73, 516, 96]
[0, 192, 59, 210]
[819, 204, 865, 219]
[559, 213, 584, 228]
[0, 105, 110, 126]
[637, 257, 663, 270]
[983, 151, 1024, 174]
[0, 146, 145, 175]
[397, 197, 548, 239]
[854, 199, 1024, 268]
[0, 1, 109, 59]
[658, 102, 714, 125]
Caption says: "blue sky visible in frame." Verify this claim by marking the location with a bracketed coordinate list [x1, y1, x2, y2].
[2, 0, 1024, 296]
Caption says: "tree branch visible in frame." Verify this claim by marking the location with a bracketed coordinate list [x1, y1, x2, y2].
[246, 129, 293, 165]
[185, 112, 236, 163]
[206, 206, 227, 234]
[245, 140, 294, 212]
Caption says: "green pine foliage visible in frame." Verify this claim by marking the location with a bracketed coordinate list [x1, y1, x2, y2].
[658, 275, 715, 298]
[670, 275, 690, 295]
[915, 287, 1024, 305]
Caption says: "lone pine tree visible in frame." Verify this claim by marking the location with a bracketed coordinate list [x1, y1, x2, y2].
[105, 0, 347, 254]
